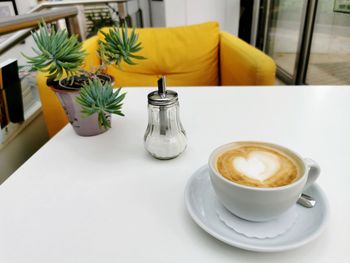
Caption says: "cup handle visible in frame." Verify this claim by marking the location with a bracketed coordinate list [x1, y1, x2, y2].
[303, 158, 320, 190]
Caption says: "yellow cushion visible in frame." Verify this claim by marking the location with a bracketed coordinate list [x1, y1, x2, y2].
[98, 22, 219, 86]
[220, 32, 276, 85]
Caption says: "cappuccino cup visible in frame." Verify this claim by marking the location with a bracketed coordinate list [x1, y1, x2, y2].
[209, 141, 320, 222]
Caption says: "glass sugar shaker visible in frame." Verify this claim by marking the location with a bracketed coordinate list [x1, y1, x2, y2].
[144, 76, 187, 160]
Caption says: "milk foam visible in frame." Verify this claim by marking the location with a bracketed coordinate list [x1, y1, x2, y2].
[233, 151, 281, 181]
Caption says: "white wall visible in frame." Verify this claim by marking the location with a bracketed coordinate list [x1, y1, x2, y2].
[150, 0, 166, 27]
[164, 0, 187, 27]
[164, 0, 240, 35]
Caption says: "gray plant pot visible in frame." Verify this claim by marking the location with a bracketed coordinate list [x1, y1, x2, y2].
[51, 78, 111, 137]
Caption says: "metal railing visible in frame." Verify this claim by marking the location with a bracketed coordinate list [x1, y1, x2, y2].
[0, 7, 81, 55]
[0, 0, 130, 56]
[0, 8, 79, 35]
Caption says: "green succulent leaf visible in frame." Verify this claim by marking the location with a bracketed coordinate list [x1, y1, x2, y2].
[98, 21, 146, 66]
[75, 78, 126, 128]
[22, 21, 86, 80]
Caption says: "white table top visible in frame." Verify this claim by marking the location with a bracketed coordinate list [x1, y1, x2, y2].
[0, 86, 349, 262]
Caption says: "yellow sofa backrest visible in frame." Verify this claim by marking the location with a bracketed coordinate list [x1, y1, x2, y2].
[97, 22, 220, 86]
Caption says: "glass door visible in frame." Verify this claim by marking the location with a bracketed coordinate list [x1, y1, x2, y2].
[263, 0, 307, 84]
[306, 0, 350, 85]
[257, 0, 350, 85]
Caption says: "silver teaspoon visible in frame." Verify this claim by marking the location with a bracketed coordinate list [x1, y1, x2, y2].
[297, 193, 316, 208]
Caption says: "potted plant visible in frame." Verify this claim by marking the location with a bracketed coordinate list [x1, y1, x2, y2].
[23, 21, 145, 136]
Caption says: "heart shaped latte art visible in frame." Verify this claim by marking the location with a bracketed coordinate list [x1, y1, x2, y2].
[233, 151, 281, 181]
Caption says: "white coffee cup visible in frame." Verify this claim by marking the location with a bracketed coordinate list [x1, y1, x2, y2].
[208, 141, 320, 222]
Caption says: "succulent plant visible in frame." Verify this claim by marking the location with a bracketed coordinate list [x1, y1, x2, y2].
[98, 23, 146, 66]
[23, 22, 86, 81]
[75, 77, 126, 128]
[23, 21, 145, 128]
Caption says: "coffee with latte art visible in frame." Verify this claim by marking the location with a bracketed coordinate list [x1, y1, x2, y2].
[216, 143, 301, 188]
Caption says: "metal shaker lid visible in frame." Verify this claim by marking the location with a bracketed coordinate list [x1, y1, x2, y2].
[148, 76, 178, 106]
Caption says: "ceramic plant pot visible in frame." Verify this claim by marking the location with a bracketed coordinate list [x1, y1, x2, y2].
[48, 75, 112, 137]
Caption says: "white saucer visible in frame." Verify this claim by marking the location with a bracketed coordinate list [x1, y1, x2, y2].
[184, 165, 329, 252]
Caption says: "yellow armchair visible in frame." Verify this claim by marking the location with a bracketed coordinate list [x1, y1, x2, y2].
[36, 22, 276, 137]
